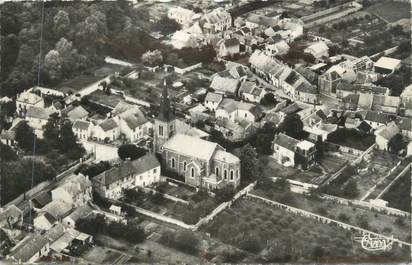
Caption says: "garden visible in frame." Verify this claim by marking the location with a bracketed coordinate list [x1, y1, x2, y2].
[382, 170, 411, 212]
[201, 197, 410, 263]
[122, 183, 233, 225]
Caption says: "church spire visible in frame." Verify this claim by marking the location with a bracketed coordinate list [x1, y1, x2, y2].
[158, 77, 174, 121]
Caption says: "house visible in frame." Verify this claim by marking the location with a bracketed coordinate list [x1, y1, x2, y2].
[62, 205, 92, 228]
[245, 14, 278, 30]
[374, 123, 400, 150]
[216, 98, 263, 123]
[47, 225, 93, 254]
[265, 40, 290, 57]
[238, 81, 267, 103]
[204, 92, 223, 111]
[116, 110, 152, 143]
[0, 119, 26, 146]
[93, 154, 161, 199]
[318, 70, 342, 94]
[272, 133, 316, 169]
[171, 30, 200, 49]
[200, 8, 232, 33]
[210, 75, 240, 96]
[336, 82, 390, 99]
[72, 120, 92, 141]
[371, 95, 400, 114]
[0, 205, 23, 229]
[25, 106, 54, 138]
[303, 110, 337, 141]
[374, 57, 401, 75]
[294, 82, 320, 104]
[304, 41, 329, 60]
[61, 105, 89, 122]
[33, 212, 58, 231]
[16, 91, 45, 116]
[51, 174, 92, 207]
[215, 118, 258, 142]
[364, 111, 394, 129]
[161, 134, 241, 189]
[401, 84, 412, 104]
[7, 234, 50, 263]
[94, 118, 120, 142]
[168, 6, 195, 25]
[31, 192, 52, 209]
[407, 141, 412, 157]
[217, 38, 240, 58]
[395, 117, 412, 139]
[40, 200, 72, 222]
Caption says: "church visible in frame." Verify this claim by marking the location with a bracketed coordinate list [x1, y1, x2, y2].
[153, 79, 241, 190]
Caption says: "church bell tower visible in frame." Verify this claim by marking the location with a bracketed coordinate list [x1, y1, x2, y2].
[153, 78, 176, 153]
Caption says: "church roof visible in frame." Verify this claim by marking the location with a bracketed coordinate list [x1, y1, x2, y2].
[163, 134, 219, 161]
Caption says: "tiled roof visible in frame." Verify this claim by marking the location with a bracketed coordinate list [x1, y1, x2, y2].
[212, 149, 240, 164]
[56, 174, 91, 198]
[26, 106, 51, 120]
[210, 75, 239, 94]
[93, 154, 160, 187]
[73, 120, 90, 131]
[364, 111, 392, 124]
[273, 133, 299, 152]
[224, 38, 240, 47]
[205, 92, 223, 103]
[120, 112, 148, 129]
[8, 234, 49, 262]
[99, 118, 118, 131]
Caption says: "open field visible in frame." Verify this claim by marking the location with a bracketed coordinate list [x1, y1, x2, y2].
[365, 1, 411, 23]
[201, 198, 410, 263]
[251, 186, 411, 242]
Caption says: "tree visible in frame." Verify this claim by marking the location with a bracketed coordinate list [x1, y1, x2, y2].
[260, 93, 276, 106]
[239, 144, 260, 182]
[141, 50, 163, 66]
[117, 144, 147, 161]
[43, 50, 62, 82]
[0, 142, 18, 161]
[175, 231, 199, 254]
[214, 186, 236, 203]
[388, 133, 405, 154]
[53, 10, 71, 37]
[15, 121, 35, 152]
[43, 113, 60, 149]
[342, 179, 359, 199]
[155, 16, 181, 34]
[278, 113, 304, 139]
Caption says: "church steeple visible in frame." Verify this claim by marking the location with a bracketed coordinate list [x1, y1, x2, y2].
[158, 78, 174, 121]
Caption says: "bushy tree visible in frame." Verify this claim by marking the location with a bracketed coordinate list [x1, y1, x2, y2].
[260, 93, 277, 106]
[43, 50, 62, 82]
[141, 49, 163, 66]
[0, 142, 18, 161]
[239, 144, 260, 182]
[278, 113, 304, 139]
[15, 121, 35, 152]
[118, 144, 147, 161]
[388, 133, 405, 154]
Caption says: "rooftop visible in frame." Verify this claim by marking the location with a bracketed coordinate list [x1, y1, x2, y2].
[374, 57, 401, 70]
[163, 134, 219, 161]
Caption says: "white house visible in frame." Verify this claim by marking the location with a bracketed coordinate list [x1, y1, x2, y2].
[265, 40, 290, 57]
[204, 92, 223, 111]
[374, 123, 399, 150]
[51, 174, 92, 208]
[374, 57, 401, 75]
[25, 106, 54, 139]
[94, 118, 120, 142]
[92, 154, 161, 199]
[16, 91, 45, 116]
[217, 38, 240, 58]
[62, 205, 92, 228]
[272, 133, 299, 167]
[238, 81, 267, 103]
[200, 8, 232, 33]
[7, 234, 50, 264]
[168, 6, 196, 25]
[216, 98, 263, 123]
[33, 212, 57, 231]
[72, 120, 93, 141]
[116, 110, 152, 143]
[304, 41, 329, 60]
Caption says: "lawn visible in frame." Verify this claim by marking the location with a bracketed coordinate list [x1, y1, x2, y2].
[82, 245, 123, 264]
[56, 75, 103, 94]
[88, 90, 125, 108]
[365, 1, 411, 23]
[260, 156, 324, 184]
[251, 185, 411, 243]
[319, 152, 351, 174]
[201, 198, 410, 263]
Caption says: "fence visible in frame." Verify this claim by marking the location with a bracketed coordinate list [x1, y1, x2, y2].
[164, 63, 202, 75]
[320, 193, 410, 217]
[246, 193, 411, 248]
[140, 187, 190, 205]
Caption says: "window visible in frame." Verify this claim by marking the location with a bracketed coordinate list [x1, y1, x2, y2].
[215, 167, 219, 176]
[183, 161, 187, 171]
[153, 168, 157, 173]
[224, 170, 227, 180]
[237, 170, 240, 179]
[230, 170, 234, 181]
[171, 158, 175, 168]
[191, 167, 195, 178]
[244, 113, 247, 118]
[159, 125, 164, 136]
